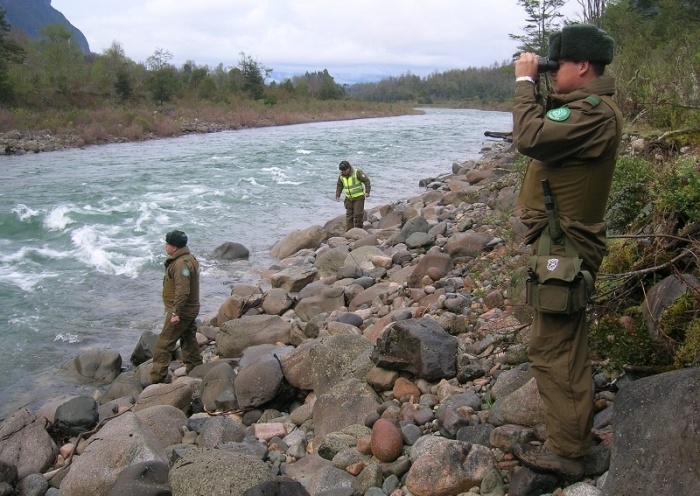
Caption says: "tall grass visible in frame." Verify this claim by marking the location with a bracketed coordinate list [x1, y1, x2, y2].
[0, 100, 419, 147]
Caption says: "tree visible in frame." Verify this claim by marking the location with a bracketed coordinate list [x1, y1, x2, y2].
[37, 23, 85, 94]
[92, 41, 134, 99]
[114, 68, 133, 102]
[146, 48, 173, 71]
[147, 67, 177, 105]
[0, 8, 25, 103]
[145, 48, 177, 104]
[576, 0, 611, 26]
[510, 0, 566, 55]
[238, 52, 271, 100]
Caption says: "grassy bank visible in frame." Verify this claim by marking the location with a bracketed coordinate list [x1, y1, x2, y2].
[0, 99, 422, 150]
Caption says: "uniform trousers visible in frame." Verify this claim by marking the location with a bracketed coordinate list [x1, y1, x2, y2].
[344, 196, 365, 231]
[529, 301, 594, 458]
[528, 234, 595, 458]
[150, 311, 202, 384]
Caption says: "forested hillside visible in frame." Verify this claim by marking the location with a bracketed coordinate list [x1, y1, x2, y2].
[0, 0, 89, 53]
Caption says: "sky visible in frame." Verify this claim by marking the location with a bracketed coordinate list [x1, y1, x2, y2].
[50, 0, 584, 84]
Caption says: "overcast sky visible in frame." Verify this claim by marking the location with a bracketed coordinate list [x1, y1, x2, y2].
[50, 0, 584, 83]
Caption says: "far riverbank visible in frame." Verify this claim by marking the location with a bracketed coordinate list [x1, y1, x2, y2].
[0, 100, 423, 155]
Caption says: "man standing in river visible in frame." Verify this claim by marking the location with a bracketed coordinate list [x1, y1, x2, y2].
[335, 160, 371, 231]
[150, 230, 202, 384]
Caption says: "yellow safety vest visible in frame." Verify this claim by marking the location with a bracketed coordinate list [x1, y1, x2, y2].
[341, 170, 365, 199]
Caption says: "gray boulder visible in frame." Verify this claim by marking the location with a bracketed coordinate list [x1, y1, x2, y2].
[313, 378, 381, 440]
[444, 232, 492, 258]
[308, 334, 375, 395]
[371, 317, 458, 381]
[270, 225, 326, 260]
[134, 382, 194, 413]
[488, 378, 546, 427]
[0, 408, 57, 479]
[234, 353, 284, 409]
[344, 245, 385, 271]
[315, 246, 350, 279]
[213, 242, 250, 260]
[603, 367, 700, 496]
[392, 215, 430, 245]
[261, 288, 293, 316]
[106, 460, 171, 496]
[242, 477, 311, 496]
[295, 287, 346, 322]
[169, 448, 272, 496]
[197, 416, 246, 448]
[201, 362, 238, 413]
[100, 373, 143, 404]
[270, 265, 318, 293]
[130, 331, 157, 366]
[217, 315, 292, 358]
[50, 395, 99, 438]
[134, 405, 188, 451]
[59, 412, 167, 496]
[406, 249, 453, 288]
[642, 274, 700, 350]
[60, 349, 122, 383]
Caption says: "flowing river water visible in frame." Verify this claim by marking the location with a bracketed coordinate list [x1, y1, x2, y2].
[0, 107, 513, 418]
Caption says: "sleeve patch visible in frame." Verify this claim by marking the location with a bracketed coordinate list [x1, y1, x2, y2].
[546, 107, 571, 122]
[182, 268, 190, 277]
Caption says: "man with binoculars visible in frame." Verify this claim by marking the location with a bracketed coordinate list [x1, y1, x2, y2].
[511, 24, 623, 480]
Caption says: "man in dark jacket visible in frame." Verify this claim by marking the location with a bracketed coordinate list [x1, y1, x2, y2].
[150, 229, 202, 384]
[511, 24, 623, 480]
[335, 160, 371, 231]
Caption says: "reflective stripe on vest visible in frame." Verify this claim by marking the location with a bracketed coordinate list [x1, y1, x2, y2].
[341, 170, 364, 199]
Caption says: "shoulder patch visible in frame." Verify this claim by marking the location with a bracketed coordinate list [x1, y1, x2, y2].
[182, 268, 190, 277]
[585, 95, 601, 107]
[546, 107, 571, 122]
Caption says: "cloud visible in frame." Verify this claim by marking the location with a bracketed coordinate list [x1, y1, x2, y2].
[51, 0, 582, 80]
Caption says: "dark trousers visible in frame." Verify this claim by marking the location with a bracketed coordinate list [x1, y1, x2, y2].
[344, 196, 365, 231]
[528, 239, 594, 457]
[150, 311, 202, 384]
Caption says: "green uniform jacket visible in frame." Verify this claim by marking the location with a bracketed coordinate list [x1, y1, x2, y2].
[336, 168, 371, 199]
[162, 246, 200, 318]
[513, 76, 623, 272]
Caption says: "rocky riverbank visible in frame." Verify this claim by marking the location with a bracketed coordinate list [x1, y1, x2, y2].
[0, 141, 697, 496]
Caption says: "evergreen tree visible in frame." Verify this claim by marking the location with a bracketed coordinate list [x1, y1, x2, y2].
[0, 8, 24, 103]
[510, 0, 566, 55]
[114, 68, 133, 102]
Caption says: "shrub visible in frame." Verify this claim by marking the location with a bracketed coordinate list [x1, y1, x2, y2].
[607, 155, 655, 233]
[654, 157, 700, 223]
[675, 319, 700, 368]
[589, 311, 673, 370]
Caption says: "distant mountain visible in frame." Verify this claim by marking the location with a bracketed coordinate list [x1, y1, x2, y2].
[0, 0, 90, 54]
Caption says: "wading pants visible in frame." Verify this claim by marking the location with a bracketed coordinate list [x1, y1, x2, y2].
[344, 196, 365, 231]
[150, 311, 202, 384]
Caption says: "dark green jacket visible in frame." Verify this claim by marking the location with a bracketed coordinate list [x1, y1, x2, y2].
[513, 76, 623, 272]
[162, 246, 200, 317]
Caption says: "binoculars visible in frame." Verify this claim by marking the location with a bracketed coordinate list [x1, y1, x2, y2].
[537, 57, 560, 73]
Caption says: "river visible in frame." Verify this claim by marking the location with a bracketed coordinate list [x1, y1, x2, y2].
[0, 107, 512, 418]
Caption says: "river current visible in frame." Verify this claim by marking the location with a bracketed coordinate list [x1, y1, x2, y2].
[0, 107, 512, 418]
